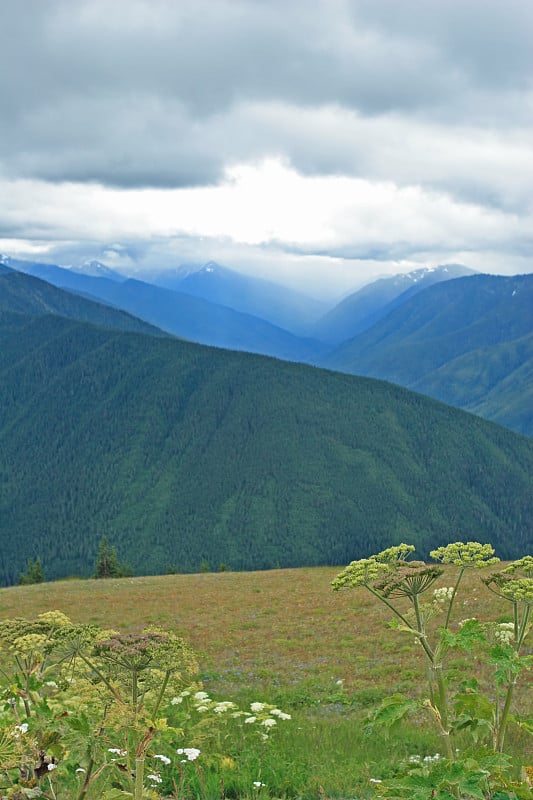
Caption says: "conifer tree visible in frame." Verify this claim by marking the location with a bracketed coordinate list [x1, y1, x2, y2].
[18, 557, 45, 585]
[94, 536, 122, 578]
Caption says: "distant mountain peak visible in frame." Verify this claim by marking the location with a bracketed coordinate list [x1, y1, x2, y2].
[70, 260, 125, 281]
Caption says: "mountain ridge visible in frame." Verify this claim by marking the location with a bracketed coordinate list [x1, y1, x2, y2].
[0, 285, 531, 584]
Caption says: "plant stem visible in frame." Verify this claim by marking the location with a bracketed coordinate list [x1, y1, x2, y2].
[444, 568, 465, 630]
[134, 757, 145, 800]
[496, 678, 516, 752]
[152, 669, 171, 719]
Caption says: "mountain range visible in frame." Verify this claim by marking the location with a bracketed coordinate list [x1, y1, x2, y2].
[0, 268, 532, 585]
[2, 256, 326, 363]
[1, 255, 531, 438]
[307, 263, 475, 344]
[322, 273, 533, 436]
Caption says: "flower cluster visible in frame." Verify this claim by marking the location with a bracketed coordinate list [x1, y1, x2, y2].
[430, 541, 499, 568]
[332, 557, 391, 590]
[408, 752, 441, 764]
[493, 622, 515, 646]
[177, 747, 201, 761]
[433, 586, 454, 603]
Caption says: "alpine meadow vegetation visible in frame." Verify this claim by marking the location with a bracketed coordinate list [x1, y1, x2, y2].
[0, 612, 290, 799]
[333, 541, 533, 799]
[0, 544, 530, 799]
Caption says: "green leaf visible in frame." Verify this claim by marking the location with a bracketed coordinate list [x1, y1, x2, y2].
[454, 691, 494, 721]
[101, 790, 133, 800]
[364, 693, 419, 736]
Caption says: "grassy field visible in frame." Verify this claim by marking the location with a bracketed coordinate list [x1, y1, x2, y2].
[0, 566, 531, 798]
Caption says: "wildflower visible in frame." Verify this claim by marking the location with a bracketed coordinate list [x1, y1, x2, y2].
[271, 709, 291, 720]
[214, 701, 236, 713]
[369, 778, 382, 783]
[196, 705, 209, 712]
[458, 618, 477, 628]
[13, 723, 29, 736]
[154, 754, 171, 765]
[244, 716, 256, 723]
[194, 691, 209, 701]
[430, 541, 499, 568]
[375, 544, 416, 563]
[37, 610, 72, 627]
[177, 747, 201, 761]
[47, 763, 57, 771]
[253, 781, 266, 787]
[171, 696, 183, 705]
[108, 748, 127, 756]
[261, 718, 276, 727]
[494, 622, 515, 645]
[433, 586, 454, 603]
[250, 702, 265, 713]
[147, 774, 162, 784]
[332, 557, 390, 590]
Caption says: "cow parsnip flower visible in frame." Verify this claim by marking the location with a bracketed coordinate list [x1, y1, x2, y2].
[430, 541, 499, 568]
[374, 544, 416, 563]
[501, 556, 533, 578]
[500, 578, 533, 605]
[332, 557, 390, 590]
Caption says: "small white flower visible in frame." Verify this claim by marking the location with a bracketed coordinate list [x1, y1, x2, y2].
[261, 718, 276, 728]
[250, 702, 265, 713]
[14, 723, 29, 736]
[271, 709, 291, 720]
[244, 716, 256, 724]
[154, 754, 171, 765]
[196, 705, 209, 713]
[47, 763, 57, 771]
[369, 778, 382, 783]
[177, 747, 200, 761]
[253, 781, 266, 787]
[76, 768, 86, 773]
[194, 691, 209, 701]
[147, 774, 162, 783]
[433, 587, 454, 603]
[171, 696, 183, 705]
[108, 748, 127, 756]
[213, 701, 236, 713]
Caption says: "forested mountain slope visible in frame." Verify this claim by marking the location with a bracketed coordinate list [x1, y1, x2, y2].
[0, 309, 531, 585]
[6, 258, 326, 362]
[0, 269, 165, 336]
[308, 264, 474, 344]
[323, 274, 533, 436]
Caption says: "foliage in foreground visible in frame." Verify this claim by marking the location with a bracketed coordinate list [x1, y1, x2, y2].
[0, 612, 290, 799]
[333, 541, 533, 799]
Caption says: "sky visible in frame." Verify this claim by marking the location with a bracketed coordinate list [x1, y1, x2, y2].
[0, 0, 532, 299]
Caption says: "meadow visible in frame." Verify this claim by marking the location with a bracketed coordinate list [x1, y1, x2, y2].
[0, 563, 531, 798]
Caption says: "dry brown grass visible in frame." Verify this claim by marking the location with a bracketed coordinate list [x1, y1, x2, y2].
[0, 565, 525, 704]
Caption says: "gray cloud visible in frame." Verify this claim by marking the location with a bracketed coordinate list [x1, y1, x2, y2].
[0, 0, 532, 290]
[1, 0, 531, 192]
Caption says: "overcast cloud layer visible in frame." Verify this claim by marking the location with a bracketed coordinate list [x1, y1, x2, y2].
[1, 0, 532, 296]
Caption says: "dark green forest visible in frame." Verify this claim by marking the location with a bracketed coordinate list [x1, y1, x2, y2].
[0, 300, 532, 585]
[323, 274, 533, 435]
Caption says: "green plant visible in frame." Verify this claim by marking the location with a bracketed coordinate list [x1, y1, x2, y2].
[0, 612, 290, 799]
[333, 542, 533, 799]
[94, 536, 131, 579]
[18, 558, 45, 586]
